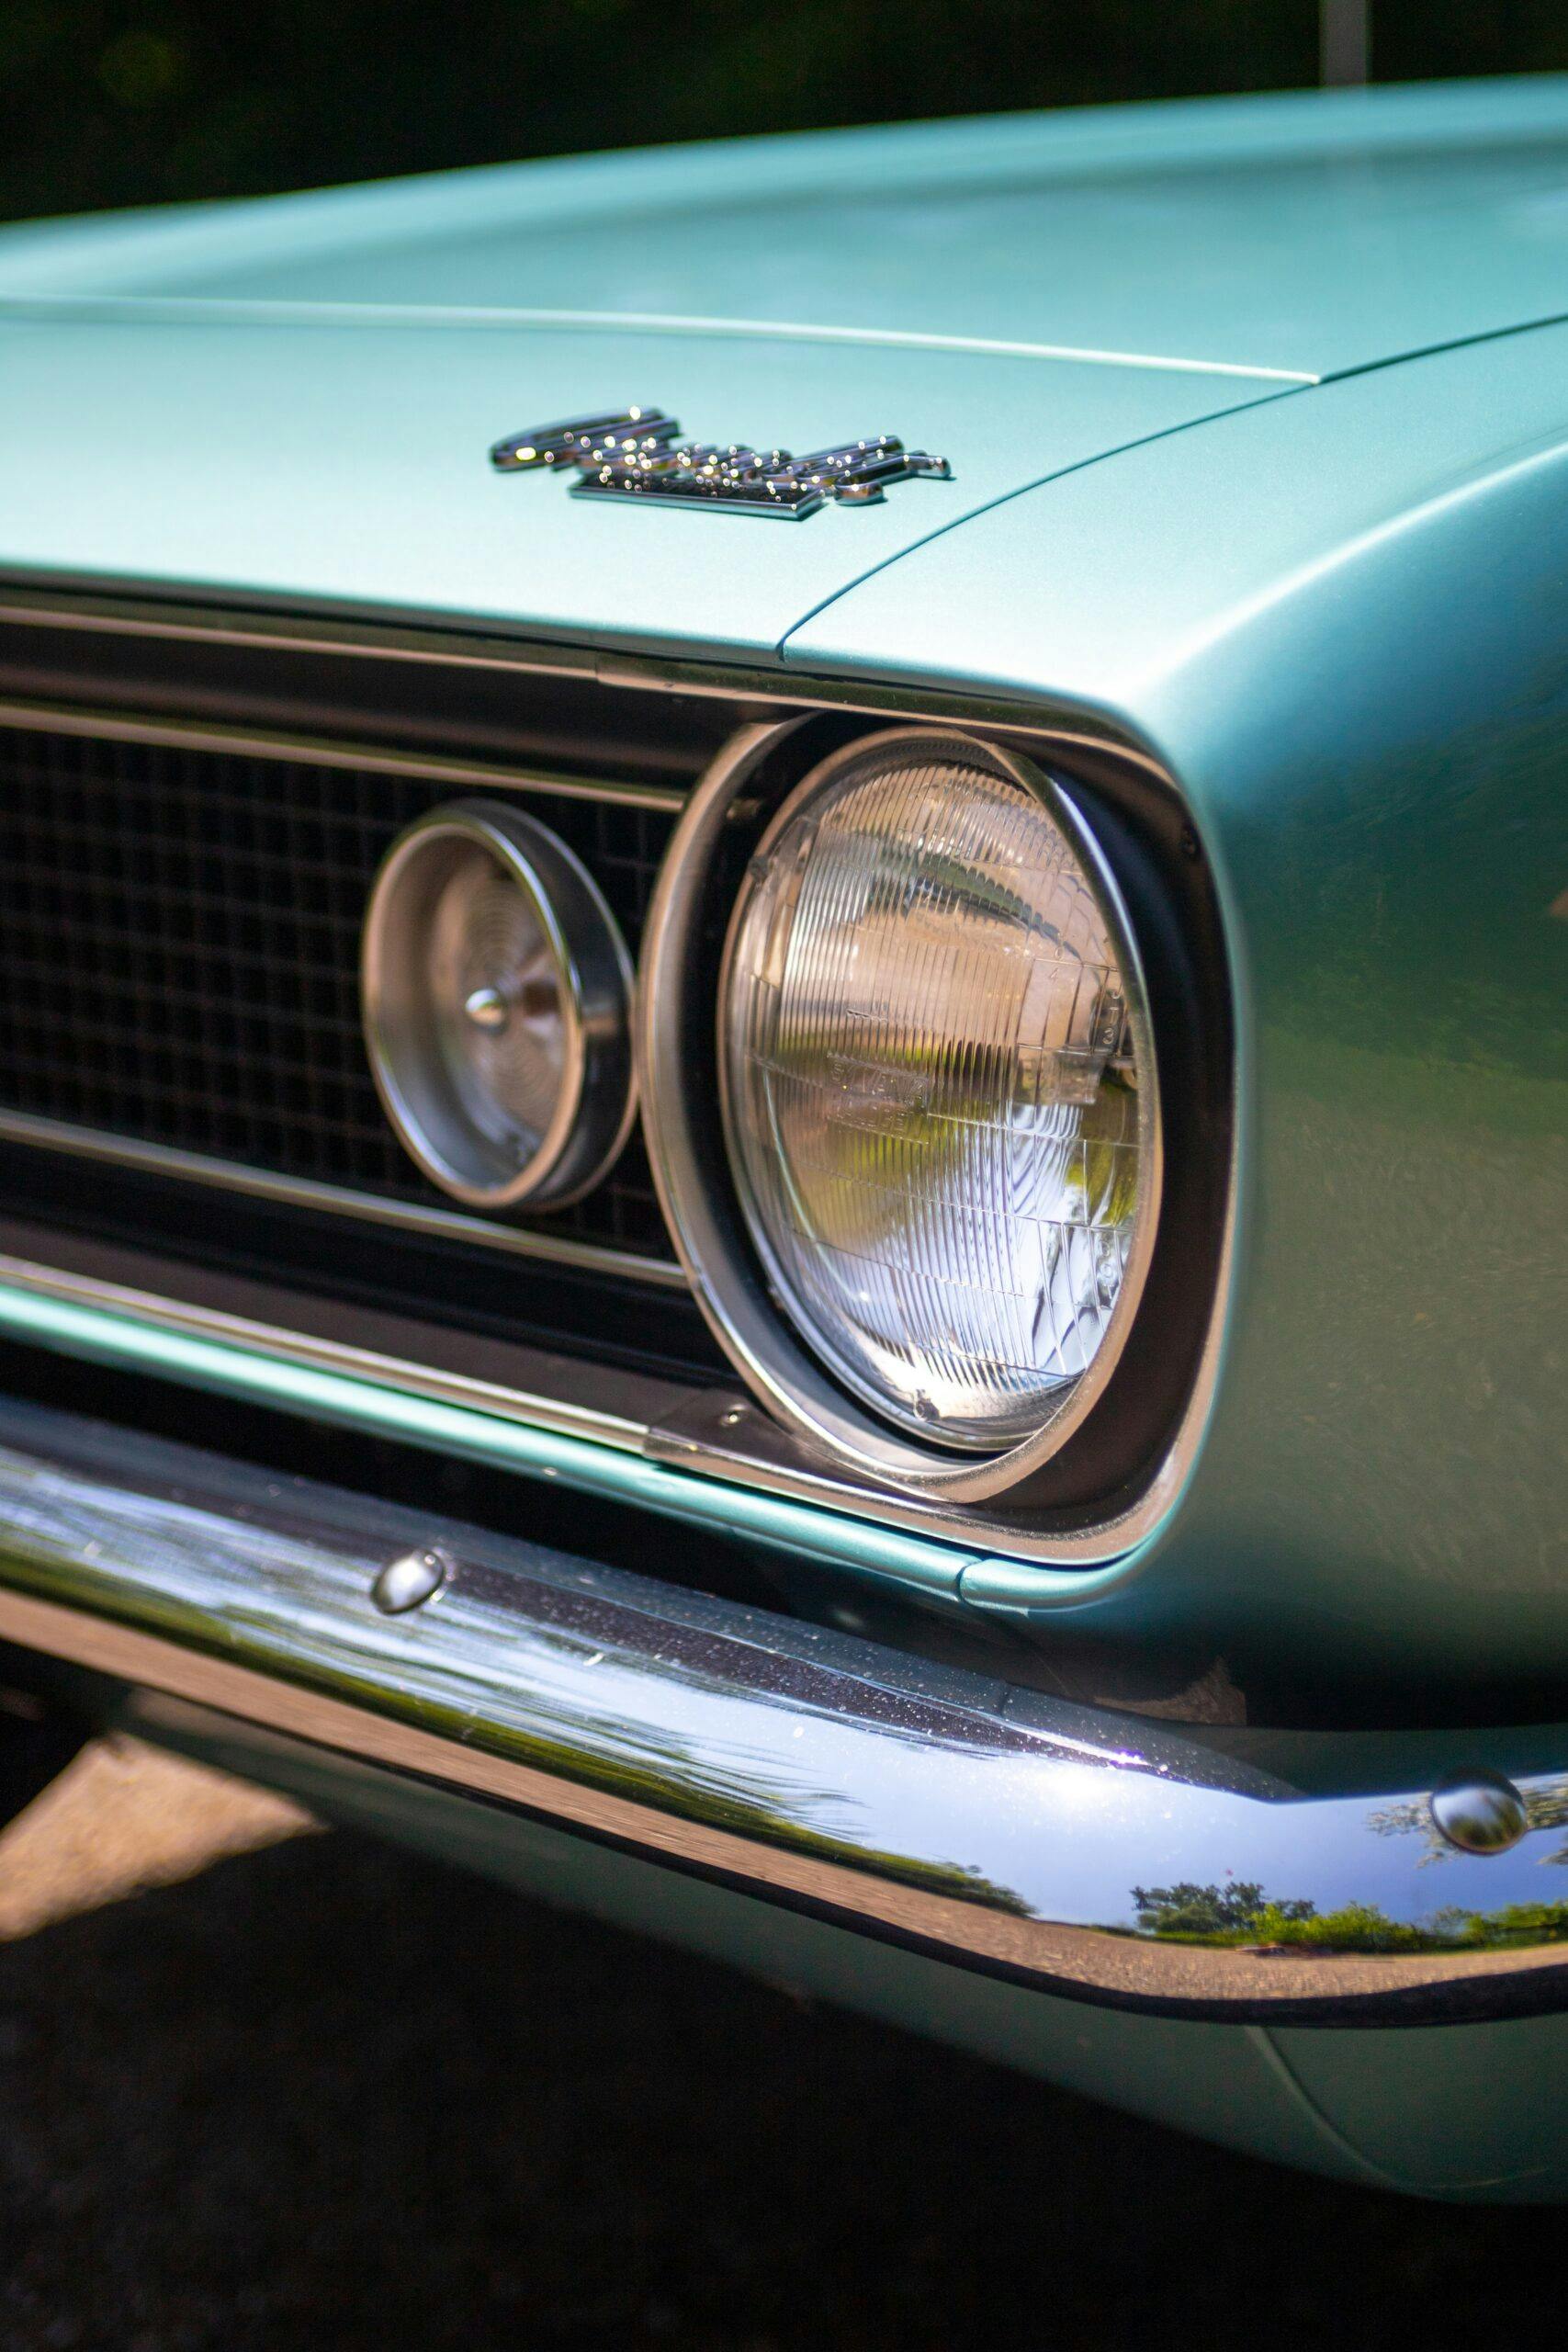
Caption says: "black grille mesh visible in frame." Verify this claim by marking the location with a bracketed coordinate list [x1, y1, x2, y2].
[0, 723, 677, 1258]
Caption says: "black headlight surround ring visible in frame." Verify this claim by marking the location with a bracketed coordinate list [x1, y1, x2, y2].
[638, 723, 1165, 1507]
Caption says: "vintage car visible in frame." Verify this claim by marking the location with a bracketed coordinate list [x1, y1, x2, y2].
[0, 74, 1563, 2202]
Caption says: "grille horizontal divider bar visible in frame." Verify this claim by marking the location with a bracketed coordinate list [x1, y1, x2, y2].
[0, 697, 688, 813]
[0, 1109, 687, 1288]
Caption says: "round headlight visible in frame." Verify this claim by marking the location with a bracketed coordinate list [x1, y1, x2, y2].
[719, 732, 1159, 1453]
[361, 800, 634, 1212]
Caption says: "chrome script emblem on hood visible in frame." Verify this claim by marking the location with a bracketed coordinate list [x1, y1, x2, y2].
[490, 407, 953, 519]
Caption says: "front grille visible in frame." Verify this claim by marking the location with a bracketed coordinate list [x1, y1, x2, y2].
[0, 721, 677, 1259]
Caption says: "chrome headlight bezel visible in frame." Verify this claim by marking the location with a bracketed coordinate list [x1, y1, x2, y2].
[638, 725, 1164, 1506]
[361, 798, 636, 1215]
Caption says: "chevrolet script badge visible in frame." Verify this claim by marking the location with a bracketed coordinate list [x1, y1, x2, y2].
[490, 407, 953, 519]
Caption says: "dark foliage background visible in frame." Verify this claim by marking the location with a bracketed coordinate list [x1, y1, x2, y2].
[4, 4, 1568, 226]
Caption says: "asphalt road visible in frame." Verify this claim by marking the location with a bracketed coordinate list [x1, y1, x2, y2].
[0, 1741, 1556, 2350]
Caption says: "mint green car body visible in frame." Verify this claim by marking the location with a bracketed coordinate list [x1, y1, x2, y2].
[0, 77, 1565, 2198]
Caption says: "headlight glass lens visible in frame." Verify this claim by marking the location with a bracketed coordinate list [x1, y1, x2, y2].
[722, 740, 1152, 1450]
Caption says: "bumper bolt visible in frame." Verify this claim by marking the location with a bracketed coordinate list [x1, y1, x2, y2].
[1429, 1769, 1529, 1855]
[372, 1546, 450, 1615]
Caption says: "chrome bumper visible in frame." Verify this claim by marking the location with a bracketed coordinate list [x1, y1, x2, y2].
[0, 1395, 1564, 2027]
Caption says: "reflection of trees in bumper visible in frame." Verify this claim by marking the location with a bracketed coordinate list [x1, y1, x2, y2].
[510, 1690, 1039, 1920]
[1128, 1877, 1568, 1955]
[1133, 1879, 1311, 1936]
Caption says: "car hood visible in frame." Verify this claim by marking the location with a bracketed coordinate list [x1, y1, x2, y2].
[0, 313, 1290, 655]
[6, 79, 1568, 379]
[5, 78, 1568, 652]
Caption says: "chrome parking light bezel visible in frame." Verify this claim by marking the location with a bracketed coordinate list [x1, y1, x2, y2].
[361, 798, 637, 1213]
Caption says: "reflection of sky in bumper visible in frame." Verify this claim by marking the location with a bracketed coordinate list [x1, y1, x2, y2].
[168, 1617, 1568, 1936]
[280, 1618, 1568, 1938]
[4, 1424, 1565, 1956]
[483, 1639, 1566, 1936]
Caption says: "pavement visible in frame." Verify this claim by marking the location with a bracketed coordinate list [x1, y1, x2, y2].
[0, 1739, 1556, 2350]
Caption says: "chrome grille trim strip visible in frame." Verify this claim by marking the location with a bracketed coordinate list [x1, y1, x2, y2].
[0, 1109, 688, 1290]
[0, 1245, 651, 1453]
[0, 589, 607, 676]
[0, 1252, 1010, 1595]
[0, 1237, 1201, 1574]
[0, 590, 1155, 755]
[0, 695, 688, 812]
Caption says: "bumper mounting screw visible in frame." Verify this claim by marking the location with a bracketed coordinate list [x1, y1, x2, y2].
[372, 1546, 450, 1616]
[1429, 1769, 1529, 1855]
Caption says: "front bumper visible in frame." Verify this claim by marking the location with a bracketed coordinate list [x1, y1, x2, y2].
[1, 1393, 1565, 2028]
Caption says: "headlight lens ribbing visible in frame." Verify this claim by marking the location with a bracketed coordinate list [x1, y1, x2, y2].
[721, 737, 1154, 1451]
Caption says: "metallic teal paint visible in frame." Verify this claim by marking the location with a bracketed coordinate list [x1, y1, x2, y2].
[0, 318, 1288, 657]
[787, 320, 1568, 1684]
[12, 79, 1568, 658]
[12, 78, 1568, 380]
[0, 85, 1562, 1682]
[1, 77, 1566, 2193]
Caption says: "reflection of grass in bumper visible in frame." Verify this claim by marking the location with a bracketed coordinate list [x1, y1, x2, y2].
[1133, 1895, 1568, 1956]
